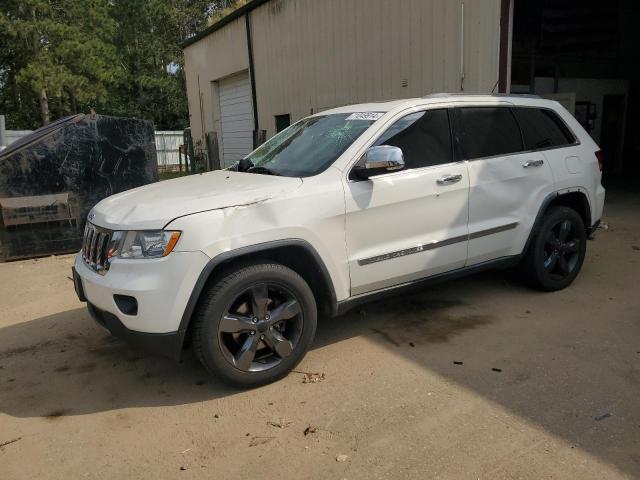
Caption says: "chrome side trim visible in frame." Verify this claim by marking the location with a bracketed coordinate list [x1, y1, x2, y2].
[358, 235, 467, 266]
[468, 222, 518, 239]
[356, 222, 518, 266]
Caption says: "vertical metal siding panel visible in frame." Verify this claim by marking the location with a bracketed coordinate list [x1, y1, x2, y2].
[335, 0, 344, 108]
[295, 1, 305, 118]
[398, 1, 411, 98]
[383, 0, 394, 99]
[389, 0, 401, 99]
[303, 0, 314, 117]
[408, 0, 421, 97]
[462, 0, 500, 93]
[328, 0, 337, 108]
[340, 0, 352, 108]
[354, 0, 365, 103]
[378, 0, 387, 100]
[465, 0, 480, 92]
[369, 0, 378, 100]
[428, 0, 439, 92]
[334, 0, 342, 105]
[445, 0, 461, 92]
[307, 0, 318, 111]
[432, 0, 445, 92]
[293, 0, 303, 120]
[313, 0, 324, 109]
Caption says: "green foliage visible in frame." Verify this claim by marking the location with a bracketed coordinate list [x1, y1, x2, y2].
[0, 0, 221, 130]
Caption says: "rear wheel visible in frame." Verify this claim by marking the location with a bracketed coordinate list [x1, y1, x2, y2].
[520, 206, 587, 291]
[192, 262, 317, 388]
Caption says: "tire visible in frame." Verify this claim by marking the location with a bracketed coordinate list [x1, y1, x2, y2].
[192, 262, 317, 388]
[519, 206, 587, 291]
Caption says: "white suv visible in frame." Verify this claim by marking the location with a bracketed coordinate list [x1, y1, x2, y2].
[73, 94, 605, 387]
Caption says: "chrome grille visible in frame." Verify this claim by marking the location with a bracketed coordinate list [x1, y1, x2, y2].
[81, 222, 112, 274]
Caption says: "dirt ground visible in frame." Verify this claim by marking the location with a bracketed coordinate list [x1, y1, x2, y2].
[1, 188, 639, 479]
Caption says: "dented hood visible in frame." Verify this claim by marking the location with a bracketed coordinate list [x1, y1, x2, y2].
[90, 170, 303, 230]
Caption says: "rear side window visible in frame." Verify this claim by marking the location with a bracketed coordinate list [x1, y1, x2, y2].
[513, 107, 575, 150]
[459, 107, 523, 159]
[374, 109, 452, 169]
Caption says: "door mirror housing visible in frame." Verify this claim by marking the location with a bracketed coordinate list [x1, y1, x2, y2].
[352, 145, 405, 180]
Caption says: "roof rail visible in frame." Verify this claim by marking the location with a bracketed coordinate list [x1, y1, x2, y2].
[422, 92, 542, 99]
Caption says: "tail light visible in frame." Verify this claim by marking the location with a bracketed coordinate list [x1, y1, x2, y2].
[595, 150, 604, 172]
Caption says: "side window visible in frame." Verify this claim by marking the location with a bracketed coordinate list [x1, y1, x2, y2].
[459, 107, 523, 159]
[374, 109, 452, 170]
[513, 107, 575, 150]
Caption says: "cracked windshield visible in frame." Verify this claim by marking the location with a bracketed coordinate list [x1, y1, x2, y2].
[244, 113, 381, 177]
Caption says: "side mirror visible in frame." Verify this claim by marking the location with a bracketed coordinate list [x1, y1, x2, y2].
[352, 145, 405, 180]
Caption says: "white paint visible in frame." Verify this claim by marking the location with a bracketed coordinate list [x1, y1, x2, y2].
[466, 149, 554, 265]
[75, 250, 210, 334]
[78, 94, 605, 337]
[345, 159, 469, 295]
[565, 156, 582, 175]
[89, 170, 302, 231]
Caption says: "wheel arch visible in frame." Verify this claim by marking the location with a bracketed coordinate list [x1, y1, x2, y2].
[176, 239, 338, 353]
[522, 189, 592, 257]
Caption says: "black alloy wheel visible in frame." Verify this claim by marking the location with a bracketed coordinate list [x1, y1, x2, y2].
[218, 282, 303, 372]
[193, 262, 317, 388]
[520, 206, 587, 291]
[542, 218, 582, 280]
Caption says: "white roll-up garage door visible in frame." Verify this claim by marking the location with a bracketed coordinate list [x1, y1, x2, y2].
[218, 72, 254, 166]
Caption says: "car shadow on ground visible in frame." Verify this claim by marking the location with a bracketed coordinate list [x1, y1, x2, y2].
[0, 269, 517, 420]
[0, 264, 638, 475]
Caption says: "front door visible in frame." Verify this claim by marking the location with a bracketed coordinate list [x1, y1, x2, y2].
[344, 108, 470, 296]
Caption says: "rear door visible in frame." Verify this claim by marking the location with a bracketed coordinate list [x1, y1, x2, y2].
[344, 107, 470, 295]
[458, 105, 556, 265]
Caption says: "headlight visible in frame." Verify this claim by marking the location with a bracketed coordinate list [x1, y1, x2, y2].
[107, 230, 181, 260]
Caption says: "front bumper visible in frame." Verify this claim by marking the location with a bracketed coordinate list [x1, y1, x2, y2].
[85, 301, 184, 360]
[73, 250, 210, 359]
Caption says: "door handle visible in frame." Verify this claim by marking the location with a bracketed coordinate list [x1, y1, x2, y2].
[522, 159, 544, 168]
[436, 174, 463, 185]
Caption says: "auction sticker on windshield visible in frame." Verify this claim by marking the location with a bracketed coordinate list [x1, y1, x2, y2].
[346, 112, 384, 121]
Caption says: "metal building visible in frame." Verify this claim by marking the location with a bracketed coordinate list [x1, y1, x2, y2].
[183, 0, 509, 168]
[183, 0, 639, 181]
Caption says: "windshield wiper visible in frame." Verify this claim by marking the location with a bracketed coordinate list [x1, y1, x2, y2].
[246, 165, 281, 176]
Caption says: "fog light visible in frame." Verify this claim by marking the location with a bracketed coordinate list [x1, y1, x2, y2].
[114, 294, 138, 316]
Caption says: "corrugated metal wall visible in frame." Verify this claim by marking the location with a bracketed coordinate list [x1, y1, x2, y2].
[183, 0, 502, 161]
[183, 16, 249, 152]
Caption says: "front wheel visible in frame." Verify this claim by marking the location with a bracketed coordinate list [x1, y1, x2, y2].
[192, 262, 317, 388]
[519, 206, 587, 291]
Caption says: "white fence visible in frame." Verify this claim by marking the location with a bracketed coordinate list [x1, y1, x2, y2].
[154, 131, 183, 168]
[0, 120, 183, 168]
[3, 130, 32, 146]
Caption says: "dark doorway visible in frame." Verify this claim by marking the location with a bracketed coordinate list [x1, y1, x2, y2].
[275, 114, 290, 133]
[600, 94, 626, 176]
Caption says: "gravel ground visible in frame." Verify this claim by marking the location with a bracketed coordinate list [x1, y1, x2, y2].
[1, 187, 639, 479]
